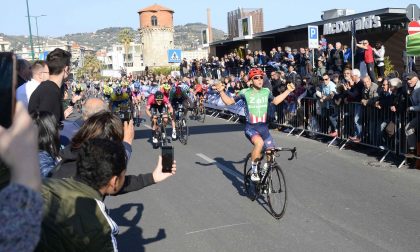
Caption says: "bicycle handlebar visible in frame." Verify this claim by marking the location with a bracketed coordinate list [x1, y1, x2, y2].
[267, 147, 297, 160]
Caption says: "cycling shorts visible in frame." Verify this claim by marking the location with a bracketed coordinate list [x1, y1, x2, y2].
[196, 92, 204, 98]
[244, 123, 276, 149]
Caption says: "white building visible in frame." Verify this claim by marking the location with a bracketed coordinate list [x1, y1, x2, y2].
[98, 42, 145, 76]
[0, 37, 11, 52]
[182, 48, 209, 61]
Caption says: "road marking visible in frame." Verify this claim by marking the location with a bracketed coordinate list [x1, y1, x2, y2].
[143, 124, 152, 130]
[196, 153, 243, 182]
[185, 222, 250, 235]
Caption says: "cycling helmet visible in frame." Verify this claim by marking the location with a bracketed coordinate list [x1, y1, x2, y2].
[162, 83, 171, 91]
[154, 91, 164, 101]
[115, 86, 122, 95]
[134, 82, 141, 90]
[248, 68, 264, 79]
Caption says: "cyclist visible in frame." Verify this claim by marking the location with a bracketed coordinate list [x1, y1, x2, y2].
[161, 83, 172, 99]
[131, 81, 143, 126]
[146, 91, 176, 144]
[169, 80, 191, 119]
[110, 86, 131, 121]
[216, 68, 295, 182]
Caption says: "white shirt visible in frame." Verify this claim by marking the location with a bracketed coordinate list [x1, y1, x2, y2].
[16, 79, 40, 108]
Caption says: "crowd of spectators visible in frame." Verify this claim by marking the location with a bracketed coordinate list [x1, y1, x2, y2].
[0, 48, 177, 251]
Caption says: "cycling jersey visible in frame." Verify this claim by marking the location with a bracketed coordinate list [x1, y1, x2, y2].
[234, 87, 274, 124]
[146, 94, 170, 109]
[169, 83, 189, 101]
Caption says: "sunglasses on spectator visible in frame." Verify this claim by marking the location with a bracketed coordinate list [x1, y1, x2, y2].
[253, 76, 263, 80]
[323, 78, 329, 81]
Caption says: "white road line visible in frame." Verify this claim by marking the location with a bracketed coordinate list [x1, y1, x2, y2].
[185, 222, 250, 235]
[196, 153, 243, 182]
[143, 124, 152, 129]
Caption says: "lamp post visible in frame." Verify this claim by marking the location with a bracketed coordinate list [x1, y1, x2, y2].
[25, 0, 34, 60]
[33, 15, 46, 57]
[26, 15, 46, 59]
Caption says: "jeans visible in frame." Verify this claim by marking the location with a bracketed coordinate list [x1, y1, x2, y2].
[353, 104, 362, 138]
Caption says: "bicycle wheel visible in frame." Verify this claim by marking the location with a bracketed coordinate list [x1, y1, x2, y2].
[199, 105, 206, 123]
[243, 154, 257, 201]
[178, 118, 188, 145]
[267, 164, 287, 219]
[161, 123, 167, 147]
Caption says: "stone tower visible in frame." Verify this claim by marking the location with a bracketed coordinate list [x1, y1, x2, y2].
[138, 4, 174, 68]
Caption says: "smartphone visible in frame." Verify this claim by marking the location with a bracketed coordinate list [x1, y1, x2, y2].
[0, 52, 17, 189]
[0, 52, 17, 128]
[161, 146, 174, 173]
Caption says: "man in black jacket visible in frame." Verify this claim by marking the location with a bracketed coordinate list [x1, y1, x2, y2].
[29, 48, 72, 122]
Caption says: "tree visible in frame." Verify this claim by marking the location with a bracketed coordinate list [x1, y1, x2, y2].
[77, 55, 102, 79]
[118, 28, 134, 65]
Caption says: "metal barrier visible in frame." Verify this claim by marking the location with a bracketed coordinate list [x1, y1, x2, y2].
[204, 94, 419, 169]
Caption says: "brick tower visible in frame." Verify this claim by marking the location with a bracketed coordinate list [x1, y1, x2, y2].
[138, 4, 174, 68]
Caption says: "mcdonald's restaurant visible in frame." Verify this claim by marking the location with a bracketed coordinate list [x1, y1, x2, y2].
[210, 7, 418, 73]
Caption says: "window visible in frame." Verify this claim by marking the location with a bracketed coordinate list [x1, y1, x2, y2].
[151, 15, 158, 26]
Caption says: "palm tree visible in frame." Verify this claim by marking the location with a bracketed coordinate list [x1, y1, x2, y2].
[83, 55, 102, 78]
[118, 28, 134, 66]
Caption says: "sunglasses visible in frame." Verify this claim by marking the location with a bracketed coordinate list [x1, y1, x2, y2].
[323, 78, 329, 81]
[253, 76, 263, 80]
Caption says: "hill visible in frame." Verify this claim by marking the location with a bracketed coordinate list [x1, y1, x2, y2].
[3, 23, 226, 51]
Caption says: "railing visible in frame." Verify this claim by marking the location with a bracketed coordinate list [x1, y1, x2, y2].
[203, 94, 419, 169]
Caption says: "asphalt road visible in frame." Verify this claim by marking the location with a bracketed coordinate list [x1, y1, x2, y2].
[105, 112, 420, 252]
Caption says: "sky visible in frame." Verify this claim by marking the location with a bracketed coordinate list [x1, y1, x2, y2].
[0, 0, 417, 37]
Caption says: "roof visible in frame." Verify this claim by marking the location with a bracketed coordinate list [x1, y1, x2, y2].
[255, 8, 407, 38]
[138, 4, 174, 14]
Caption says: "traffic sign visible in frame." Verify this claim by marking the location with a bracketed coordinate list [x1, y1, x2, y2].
[408, 21, 420, 35]
[168, 49, 182, 63]
[406, 4, 420, 21]
[308, 26, 318, 49]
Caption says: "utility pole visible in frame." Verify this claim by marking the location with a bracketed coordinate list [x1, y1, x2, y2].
[26, 15, 46, 58]
[25, 0, 34, 60]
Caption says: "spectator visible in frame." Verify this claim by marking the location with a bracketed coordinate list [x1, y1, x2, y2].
[332, 42, 344, 73]
[0, 102, 43, 252]
[28, 48, 72, 122]
[317, 73, 337, 136]
[356, 40, 377, 83]
[316, 59, 326, 77]
[52, 112, 136, 190]
[16, 58, 32, 88]
[343, 44, 352, 66]
[16, 60, 49, 108]
[36, 138, 176, 251]
[344, 69, 364, 142]
[404, 72, 420, 157]
[373, 42, 385, 82]
[31, 111, 61, 177]
[361, 76, 379, 143]
[60, 98, 110, 146]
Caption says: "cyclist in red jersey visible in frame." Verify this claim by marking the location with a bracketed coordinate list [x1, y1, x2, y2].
[146, 91, 176, 143]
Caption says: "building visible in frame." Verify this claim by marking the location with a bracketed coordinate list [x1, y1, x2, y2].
[0, 37, 11, 52]
[227, 8, 264, 39]
[138, 4, 175, 68]
[98, 42, 145, 76]
[211, 7, 418, 73]
[182, 49, 209, 61]
[17, 39, 71, 61]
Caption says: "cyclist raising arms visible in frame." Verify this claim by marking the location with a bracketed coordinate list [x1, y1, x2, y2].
[146, 91, 176, 144]
[216, 68, 295, 181]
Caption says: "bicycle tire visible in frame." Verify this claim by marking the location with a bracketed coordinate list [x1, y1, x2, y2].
[200, 105, 206, 123]
[178, 118, 188, 145]
[243, 153, 257, 201]
[267, 164, 287, 219]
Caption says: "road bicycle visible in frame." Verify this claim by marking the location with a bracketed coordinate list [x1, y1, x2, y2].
[192, 96, 206, 123]
[132, 101, 142, 127]
[174, 103, 188, 145]
[152, 113, 168, 148]
[244, 147, 297, 219]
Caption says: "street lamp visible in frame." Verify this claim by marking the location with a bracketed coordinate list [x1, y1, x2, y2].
[26, 15, 46, 58]
[25, 0, 34, 60]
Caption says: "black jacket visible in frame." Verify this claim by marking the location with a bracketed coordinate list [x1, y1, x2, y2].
[51, 145, 155, 195]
